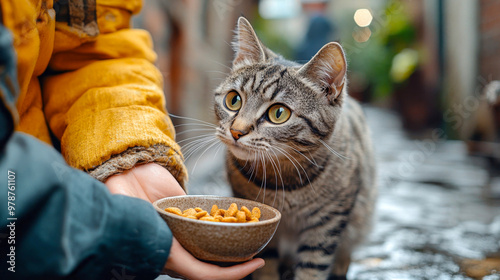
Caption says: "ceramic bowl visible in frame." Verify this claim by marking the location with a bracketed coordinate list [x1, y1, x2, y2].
[153, 195, 281, 262]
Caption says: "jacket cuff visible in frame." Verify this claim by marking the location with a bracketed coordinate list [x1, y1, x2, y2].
[87, 144, 188, 190]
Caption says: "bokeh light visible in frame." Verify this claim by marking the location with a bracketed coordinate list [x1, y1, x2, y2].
[353, 27, 372, 43]
[354, 8, 373, 27]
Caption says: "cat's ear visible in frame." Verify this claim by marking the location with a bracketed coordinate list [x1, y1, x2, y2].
[232, 17, 266, 70]
[298, 42, 347, 102]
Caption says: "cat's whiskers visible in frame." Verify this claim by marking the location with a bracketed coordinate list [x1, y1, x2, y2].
[174, 123, 218, 131]
[180, 134, 218, 160]
[180, 138, 215, 158]
[252, 151, 262, 200]
[206, 57, 233, 72]
[318, 139, 349, 162]
[272, 145, 318, 195]
[276, 142, 323, 168]
[290, 142, 323, 168]
[169, 113, 217, 128]
[190, 138, 222, 175]
[271, 146, 303, 185]
[176, 128, 217, 137]
[177, 133, 215, 145]
[174, 122, 217, 128]
[214, 129, 237, 148]
[306, 149, 320, 167]
[209, 78, 225, 82]
[261, 151, 267, 204]
[170, 114, 230, 178]
[247, 149, 259, 185]
[265, 149, 285, 211]
[253, 151, 262, 201]
[241, 155, 251, 170]
[269, 148, 286, 206]
[254, 150, 268, 204]
[245, 140, 285, 208]
[212, 141, 224, 161]
[182, 139, 218, 163]
[206, 70, 231, 76]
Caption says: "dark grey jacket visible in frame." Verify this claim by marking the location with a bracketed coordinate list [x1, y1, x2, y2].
[0, 24, 172, 280]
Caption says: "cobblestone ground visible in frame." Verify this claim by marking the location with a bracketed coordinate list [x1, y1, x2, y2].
[160, 107, 500, 280]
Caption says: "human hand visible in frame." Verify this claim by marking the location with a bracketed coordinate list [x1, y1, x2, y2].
[164, 238, 265, 280]
[105, 163, 185, 203]
[105, 163, 266, 279]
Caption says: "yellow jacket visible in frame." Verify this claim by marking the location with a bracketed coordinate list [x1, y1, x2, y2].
[2, 0, 187, 187]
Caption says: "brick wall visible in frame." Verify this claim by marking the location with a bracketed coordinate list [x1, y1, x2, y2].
[480, 0, 500, 81]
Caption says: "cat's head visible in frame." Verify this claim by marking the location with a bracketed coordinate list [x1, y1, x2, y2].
[214, 17, 347, 161]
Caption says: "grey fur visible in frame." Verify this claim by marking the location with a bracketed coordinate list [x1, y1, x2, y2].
[213, 17, 376, 280]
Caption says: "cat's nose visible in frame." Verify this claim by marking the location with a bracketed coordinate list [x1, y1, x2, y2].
[230, 128, 248, 141]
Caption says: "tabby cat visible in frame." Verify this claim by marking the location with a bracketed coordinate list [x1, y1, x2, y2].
[214, 17, 377, 280]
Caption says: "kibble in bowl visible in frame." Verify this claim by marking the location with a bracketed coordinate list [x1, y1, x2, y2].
[153, 195, 281, 262]
[165, 203, 261, 223]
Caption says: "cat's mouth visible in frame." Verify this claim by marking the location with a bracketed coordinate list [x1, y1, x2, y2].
[227, 144, 253, 160]
[216, 130, 266, 161]
[222, 138, 259, 160]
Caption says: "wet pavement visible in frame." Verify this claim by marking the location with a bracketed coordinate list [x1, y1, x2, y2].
[347, 108, 500, 280]
[161, 107, 500, 280]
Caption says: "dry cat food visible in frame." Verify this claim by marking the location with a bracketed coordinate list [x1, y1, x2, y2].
[165, 203, 261, 223]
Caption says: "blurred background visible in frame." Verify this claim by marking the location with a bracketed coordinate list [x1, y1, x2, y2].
[133, 0, 500, 279]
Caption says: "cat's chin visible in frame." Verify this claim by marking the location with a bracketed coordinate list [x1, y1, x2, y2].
[227, 145, 255, 161]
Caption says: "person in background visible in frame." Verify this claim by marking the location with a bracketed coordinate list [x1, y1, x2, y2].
[295, 0, 338, 62]
[0, 0, 263, 279]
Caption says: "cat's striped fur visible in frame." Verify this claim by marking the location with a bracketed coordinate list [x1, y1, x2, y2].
[214, 17, 376, 280]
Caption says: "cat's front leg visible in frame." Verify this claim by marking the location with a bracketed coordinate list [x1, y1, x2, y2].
[293, 216, 350, 280]
[293, 244, 337, 280]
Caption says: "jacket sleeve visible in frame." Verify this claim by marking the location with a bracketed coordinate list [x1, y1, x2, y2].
[41, 0, 187, 187]
[0, 132, 171, 280]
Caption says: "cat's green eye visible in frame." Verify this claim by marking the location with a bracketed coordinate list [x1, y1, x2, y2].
[268, 104, 291, 124]
[225, 91, 242, 111]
